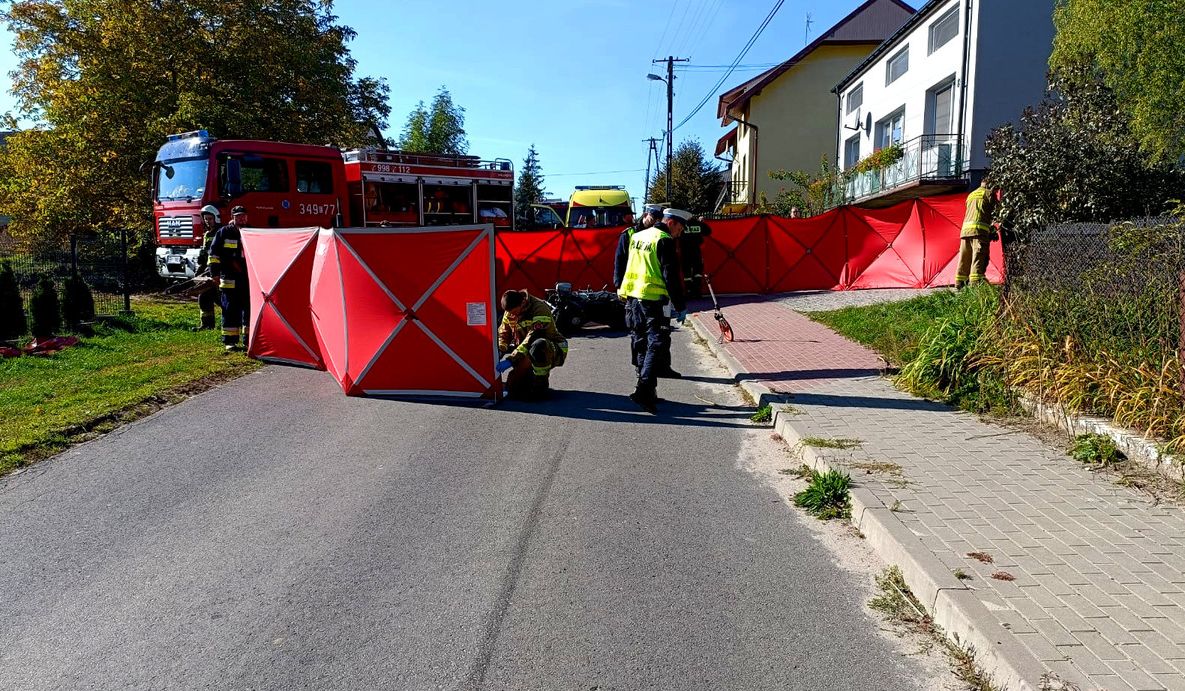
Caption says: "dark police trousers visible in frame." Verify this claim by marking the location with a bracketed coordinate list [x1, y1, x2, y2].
[625, 297, 672, 394]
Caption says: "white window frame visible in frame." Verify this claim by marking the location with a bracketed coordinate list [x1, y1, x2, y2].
[925, 76, 957, 135]
[844, 135, 861, 170]
[885, 48, 909, 85]
[928, 6, 960, 55]
[876, 108, 906, 150]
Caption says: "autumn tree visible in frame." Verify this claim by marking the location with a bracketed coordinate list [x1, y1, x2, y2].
[647, 140, 722, 214]
[514, 145, 545, 223]
[0, 0, 390, 253]
[1050, 0, 1185, 163]
[397, 87, 468, 155]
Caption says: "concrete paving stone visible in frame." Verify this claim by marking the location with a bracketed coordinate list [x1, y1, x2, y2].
[1102, 564, 1158, 587]
[1112, 595, 1175, 620]
[1062, 594, 1112, 620]
[1060, 646, 1125, 676]
[1098, 608, 1158, 634]
[1034, 618, 1085, 647]
[1148, 563, 1185, 585]
[1006, 595, 1058, 622]
[1149, 614, 1185, 645]
[1076, 631, 1131, 662]
[1132, 631, 1185, 661]
[1048, 607, 1102, 634]
[1016, 632, 1072, 663]
[1152, 673, 1185, 691]
[1088, 615, 1143, 646]
[1082, 673, 1137, 690]
[1106, 660, 1173, 690]
[1121, 644, 1185, 675]
[1130, 584, 1178, 608]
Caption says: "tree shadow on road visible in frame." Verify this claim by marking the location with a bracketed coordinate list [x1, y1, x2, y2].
[495, 388, 756, 429]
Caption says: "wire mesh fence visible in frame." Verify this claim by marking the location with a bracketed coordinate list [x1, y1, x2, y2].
[0, 230, 154, 318]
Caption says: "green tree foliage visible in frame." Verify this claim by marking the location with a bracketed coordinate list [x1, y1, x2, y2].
[397, 87, 468, 155]
[760, 156, 844, 217]
[61, 272, 95, 329]
[984, 64, 1184, 236]
[514, 144, 545, 223]
[1050, 0, 1185, 163]
[0, 0, 390, 253]
[29, 275, 59, 340]
[0, 261, 26, 340]
[647, 140, 722, 214]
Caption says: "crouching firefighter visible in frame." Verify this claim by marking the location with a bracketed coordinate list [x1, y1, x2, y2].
[496, 289, 569, 400]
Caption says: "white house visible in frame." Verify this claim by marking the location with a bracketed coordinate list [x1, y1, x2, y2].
[832, 0, 1055, 207]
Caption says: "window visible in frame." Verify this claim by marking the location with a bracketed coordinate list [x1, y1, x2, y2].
[927, 79, 956, 134]
[876, 109, 905, 149]
[846, 83, 863, 115]
[928, 7, 959, 54]
[296, 161, 334, 194]
[844, 135, 861, 170]
[155, 158, 208, 201]
[230, 156, 289, 194]
[885, 48, 909, 85]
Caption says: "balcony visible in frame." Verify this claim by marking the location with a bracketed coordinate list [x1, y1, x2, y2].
[714, 179, 750, 214]
[834, 134, 968, 209]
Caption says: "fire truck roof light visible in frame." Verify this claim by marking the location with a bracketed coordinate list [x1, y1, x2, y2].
[575, 185, 626, 191]
[166, 129, 210, 142]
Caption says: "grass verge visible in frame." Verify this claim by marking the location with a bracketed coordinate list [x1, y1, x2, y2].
[0, 296, 261, 475]
[800, 436, 862, 450]
[793, 467, 852, 520]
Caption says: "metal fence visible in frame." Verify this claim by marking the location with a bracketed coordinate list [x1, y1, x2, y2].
[0, 230, 154, 317]
[1004, 215, 1184, 381]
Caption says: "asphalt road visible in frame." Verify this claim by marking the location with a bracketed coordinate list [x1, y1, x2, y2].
[0, 326, 938, 690]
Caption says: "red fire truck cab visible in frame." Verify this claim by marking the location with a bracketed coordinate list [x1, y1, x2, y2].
[152, 130, 515, 280]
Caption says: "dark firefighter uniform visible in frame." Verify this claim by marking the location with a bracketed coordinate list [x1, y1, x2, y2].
[498, 292, 569, 400]
[195, 221, 217, 330]
[208, 212, 250, 350]
[620, 209, 688, 412]
[680, 217, 712, 298]
[957, 182, 997, 289]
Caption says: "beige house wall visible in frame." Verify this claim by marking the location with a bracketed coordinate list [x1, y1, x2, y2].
[730, 44, 877, 206]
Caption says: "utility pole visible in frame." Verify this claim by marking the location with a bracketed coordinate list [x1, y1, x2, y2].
[652, 55, 689, 203]
[642, 137, 660, 204]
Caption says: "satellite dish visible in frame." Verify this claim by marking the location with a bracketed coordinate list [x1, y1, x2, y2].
[864, 113, 873, 136]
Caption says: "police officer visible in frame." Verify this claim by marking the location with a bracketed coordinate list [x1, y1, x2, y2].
[619, 208, 689, 413]
[613, 203, 663, 291]
[680, 214, 713, 298]
[957, 177, 998, 289]
[208, 205, 251, 351]
[496, 289, 569, 400]
[194, 205, 220, 331]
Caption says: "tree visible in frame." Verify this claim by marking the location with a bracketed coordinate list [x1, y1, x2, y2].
[514, 145, 545, 222]
[0, 0, 390, 253]
[29, 275, 59, 340]
[984, 63, 1184, 237]
[397, 87, 468, 155]
[1050, 0, 1185, 164]
[0, 262, 26, 341]
[646, 140, 722, 214]
[760, 156, 845, 217]
[61, 272, 95, 329]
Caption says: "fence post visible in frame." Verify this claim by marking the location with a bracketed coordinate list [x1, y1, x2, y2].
[120, 226, 132, 315]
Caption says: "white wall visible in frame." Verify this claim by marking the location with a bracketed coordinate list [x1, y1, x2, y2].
[835, 0, 967, 170]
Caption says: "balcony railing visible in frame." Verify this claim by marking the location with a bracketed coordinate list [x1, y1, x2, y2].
[714, 179, 749, 212]
[836, 134, 966, 207]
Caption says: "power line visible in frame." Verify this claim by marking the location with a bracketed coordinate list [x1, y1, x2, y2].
[548, 168, 647, 178]
[671, 0, 785, 133]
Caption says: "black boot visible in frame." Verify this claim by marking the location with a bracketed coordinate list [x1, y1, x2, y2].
[629, 380, 658, 414]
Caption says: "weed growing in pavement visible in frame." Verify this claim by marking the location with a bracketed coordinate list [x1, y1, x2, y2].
[850, 461, 903, 475]
[1069, 433, 1126, 468]
[869, 567, 1003, 691]
[779, 465, 814, 479]
[953, 568, 972, 581]
[793, 468, 852, 520]
[800, 436, 862, 450]
[751, 404, 773, 423]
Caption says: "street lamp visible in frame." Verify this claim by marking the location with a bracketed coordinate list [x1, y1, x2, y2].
[647, 72, 673, 203]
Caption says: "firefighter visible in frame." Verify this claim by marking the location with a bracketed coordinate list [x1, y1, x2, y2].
[957, 177, 998, 289]
[496, 289, 569, 400]
[680, 214, 713, 299]
[208, 205, 251, 352]
[613, 203, 662, 291]
[194, 204, 220, 331]
[620, 208, 689, 414]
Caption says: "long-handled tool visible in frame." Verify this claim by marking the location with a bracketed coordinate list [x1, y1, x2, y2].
[699, 273, 733, 343]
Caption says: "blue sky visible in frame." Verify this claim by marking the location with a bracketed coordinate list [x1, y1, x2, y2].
[0, 0, 918, 206]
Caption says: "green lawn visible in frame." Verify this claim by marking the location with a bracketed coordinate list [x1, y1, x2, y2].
[1, 297, 261, 474]
[806, 290, 963, 366]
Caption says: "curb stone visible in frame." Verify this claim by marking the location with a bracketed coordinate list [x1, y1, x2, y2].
[688, 313, 1090, 691]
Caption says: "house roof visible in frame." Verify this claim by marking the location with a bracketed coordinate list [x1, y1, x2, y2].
[834, 0, 953, 93]
[717, 0, 916, 121]
[715, 126, 738, 156]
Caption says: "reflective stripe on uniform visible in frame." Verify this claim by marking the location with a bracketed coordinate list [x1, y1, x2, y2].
[222, 326, 241, 336]
[220, 278, 236, 289]
[223, 239, 239, 249]
[208, 256, 221, 264]
[961, 187, 992, 238]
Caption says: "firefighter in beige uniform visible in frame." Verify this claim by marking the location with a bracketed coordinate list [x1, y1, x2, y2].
[957, 178, 998, 289]
[496, 289, 569, 400]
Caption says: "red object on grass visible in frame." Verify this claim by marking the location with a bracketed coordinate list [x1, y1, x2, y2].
[24, 335, 80, 356]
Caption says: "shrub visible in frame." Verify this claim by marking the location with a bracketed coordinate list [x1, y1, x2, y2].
[61, 272, 96, 328]
[0, 261, 26, 341]
[793, 468, 852, 520]
[29, 276, 60, 340]
[1069, 434, 1125, 467]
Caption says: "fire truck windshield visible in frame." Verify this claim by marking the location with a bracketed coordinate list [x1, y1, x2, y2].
[156, 158, 208, 201]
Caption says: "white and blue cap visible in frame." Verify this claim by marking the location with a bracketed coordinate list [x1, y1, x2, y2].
[663, 208, 693, 222]
[643, 203, 664, 216]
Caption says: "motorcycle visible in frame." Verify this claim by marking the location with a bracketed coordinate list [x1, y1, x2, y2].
[545, 282, 627, 336]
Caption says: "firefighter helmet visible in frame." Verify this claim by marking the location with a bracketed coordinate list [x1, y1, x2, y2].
[199, 204, 220, 222]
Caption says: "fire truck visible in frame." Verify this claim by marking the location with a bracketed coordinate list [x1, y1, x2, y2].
[152, 130, 515, 279]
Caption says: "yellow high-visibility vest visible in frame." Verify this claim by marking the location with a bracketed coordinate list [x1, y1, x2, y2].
[620, 227, 670, 301]
[961, 187, 993, 238]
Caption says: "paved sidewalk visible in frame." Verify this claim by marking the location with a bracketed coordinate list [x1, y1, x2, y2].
[691, 296, 1185, 691]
